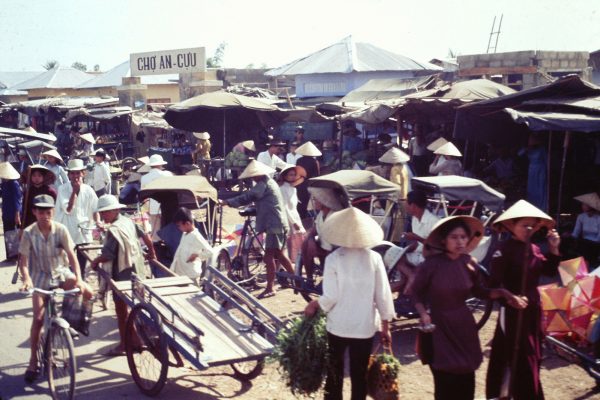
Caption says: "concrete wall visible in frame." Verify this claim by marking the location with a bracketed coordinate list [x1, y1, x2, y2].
[295, 70, 416, 98]
[457, 50, 590, 90]
[146, 84, 180, 103]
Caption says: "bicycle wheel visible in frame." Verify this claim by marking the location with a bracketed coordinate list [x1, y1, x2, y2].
[46, 324, 76, 400]
[125, 303, 169, 396]
[467, 264, 493, 330]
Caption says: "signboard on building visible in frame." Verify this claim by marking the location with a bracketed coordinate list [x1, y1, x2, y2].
[130, 47, 206, 76]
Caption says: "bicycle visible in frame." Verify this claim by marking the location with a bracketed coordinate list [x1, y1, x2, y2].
[215, 206, 265, 286]
[26, 286, 81, 400]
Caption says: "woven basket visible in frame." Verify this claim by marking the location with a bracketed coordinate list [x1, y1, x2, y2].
[367, 345, 400, 400]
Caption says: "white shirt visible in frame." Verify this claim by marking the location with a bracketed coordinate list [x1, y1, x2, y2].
[257, 150, 287, 171]
[429, 156, 463, 176]
[141, 168, 173, 214]
[286, 153, 302, 165]
[88, 161, 111, 192]
[409, 209, 440, 264]
[171, 228, 214, 279]
[315, 211, 334, 251]
[44, 162, 69, 190]
[318, 248, 395, 338]
[279, 182, 305, 234]
[572, 212, 600, 242]
[54, 183, 98, 245]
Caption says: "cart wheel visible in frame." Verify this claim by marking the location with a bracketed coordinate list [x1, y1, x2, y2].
[125, 303, 169, 397]
[231, 358, 265, 381]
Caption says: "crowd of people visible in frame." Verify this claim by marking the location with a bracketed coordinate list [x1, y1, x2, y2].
[5, 121, 599, 399]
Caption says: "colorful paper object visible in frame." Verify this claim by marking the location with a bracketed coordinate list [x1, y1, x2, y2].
[559, 257, 588, 287]
[538, 283, 571, 311]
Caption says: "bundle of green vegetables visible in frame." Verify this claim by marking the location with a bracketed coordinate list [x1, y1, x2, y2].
[270, 312, 328, 396]
[367, 349, 401, 399]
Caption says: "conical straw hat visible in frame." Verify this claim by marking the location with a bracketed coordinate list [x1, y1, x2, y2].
[307, 187, 344, 211]
[0, 162, 20, 180]
[279, 164, 307, 187]
[137, 163, 151, 174]
[379, 147, 410, 164]
[295, 141, 322, 157]
[492, 199, 555, 232]
[434, 142, 462, 157]
[29, 164, 56, 184]
[238, 160, 275, 180]
[193, 131, 210, 140]
[137, 156, 150, 164]
[320, 207, 383, 248]
[42, 149, 64, 163]
[79, 133, 96, 144]
[574, 193, 600, 212]
[423, 216, 484, 258]
[242, 140, 256, 152]
[426, 137, 448, 152]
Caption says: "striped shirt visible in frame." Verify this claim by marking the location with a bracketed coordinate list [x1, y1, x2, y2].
[19, 221, 75, 290]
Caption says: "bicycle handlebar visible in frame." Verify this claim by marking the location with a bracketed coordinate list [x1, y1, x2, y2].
[28, 287, 81, 296]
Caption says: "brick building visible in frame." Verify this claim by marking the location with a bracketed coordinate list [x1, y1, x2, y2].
[457, 50, 591, 90]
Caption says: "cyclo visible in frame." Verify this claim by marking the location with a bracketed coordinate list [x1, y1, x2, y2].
[284, 172, 506, 330]
[79, 175, 284, 396]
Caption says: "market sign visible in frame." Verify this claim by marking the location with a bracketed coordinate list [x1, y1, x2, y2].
[130, 47, 206, 76]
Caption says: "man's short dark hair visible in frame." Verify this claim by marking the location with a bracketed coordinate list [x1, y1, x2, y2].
[407, 190, 428, 209]
[173, 207, 194, 224]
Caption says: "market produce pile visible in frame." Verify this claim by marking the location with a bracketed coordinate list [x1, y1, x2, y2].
[270, 312, 328, 396]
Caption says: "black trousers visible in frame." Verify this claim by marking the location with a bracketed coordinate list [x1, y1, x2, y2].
[76, 245, 88, 279]
[325, 332, 373, 400]
[430, 368, 475, 400]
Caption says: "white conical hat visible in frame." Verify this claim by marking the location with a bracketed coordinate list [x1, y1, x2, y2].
[434, 142, 462, 157]
[378, 147, 410, 164]
[384, 244, 411, 268]
[242, 140, 256, 152]
[0, 162, 20, 180]
[492, 199, 555, 232]
[320, 207, 383, 248]
[42, 149, 64, 163]
[574, 193, 600, 212]
[426, 137, 448, 151]
[307, 187, 344, 211]
[238, 160, 275, 179]
[279, 164, 307, 187]
[137, 156, 150, 164]
[295, 141, 322, 157]
[423, 216, 484, 257]
[193, 131, 210, 140]
[79, 133, 96, 144]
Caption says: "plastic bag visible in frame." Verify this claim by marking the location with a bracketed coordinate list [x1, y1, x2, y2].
[62, 295, 94, 336]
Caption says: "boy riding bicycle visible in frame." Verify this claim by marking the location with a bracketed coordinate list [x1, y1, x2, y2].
[18, 194, 93, 383]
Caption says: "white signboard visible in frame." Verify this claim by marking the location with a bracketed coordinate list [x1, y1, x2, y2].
[130, 47, 206, 76]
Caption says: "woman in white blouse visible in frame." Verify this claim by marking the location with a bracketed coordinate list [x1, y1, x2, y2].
[277, 164, 307, 261]
[429, 141, 464, 176]
[305, 207, 395, 400]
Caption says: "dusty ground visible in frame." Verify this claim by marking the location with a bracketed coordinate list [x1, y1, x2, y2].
[1, 205, 599, 399]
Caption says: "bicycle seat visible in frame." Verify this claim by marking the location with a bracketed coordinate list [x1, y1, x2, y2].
[239, 207, 256, 217]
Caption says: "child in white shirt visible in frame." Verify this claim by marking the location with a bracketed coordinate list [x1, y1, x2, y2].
[171, 207, 214, 280]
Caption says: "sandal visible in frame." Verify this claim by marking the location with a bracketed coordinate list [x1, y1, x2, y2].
[24, 369, 38, 383]
[257, 290, 276, 299]
[103, 346, 126, 357]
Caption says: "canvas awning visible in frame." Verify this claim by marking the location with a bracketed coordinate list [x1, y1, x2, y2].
[65, 106, 133, 122]
[505, 108, 600, 132]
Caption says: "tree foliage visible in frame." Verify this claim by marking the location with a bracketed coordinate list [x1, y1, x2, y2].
[206, 42, 227, 68]
[93, 64, 100, 72]
[43, 60, 59, 70]
[71, 62, 88, 72]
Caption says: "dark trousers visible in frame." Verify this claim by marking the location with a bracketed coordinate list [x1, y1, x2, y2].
[430, 368, 475, 400]
[325, 333, 373, 400]
[76, 245, 88, 279]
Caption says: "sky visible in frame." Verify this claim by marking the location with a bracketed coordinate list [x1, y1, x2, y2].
[1, 0, 599, 73]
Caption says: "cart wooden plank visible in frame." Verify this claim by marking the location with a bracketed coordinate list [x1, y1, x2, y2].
[166, 292, 272, 364]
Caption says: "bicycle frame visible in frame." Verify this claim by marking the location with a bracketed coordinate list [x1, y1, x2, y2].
[235, 215, 265, 259]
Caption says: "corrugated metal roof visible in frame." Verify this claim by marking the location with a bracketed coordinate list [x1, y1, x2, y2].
[13, 67, 93, 90]
[0, 71, 43, 89]
[266, 36, 442, 76]
[77, 61, 179, 88]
